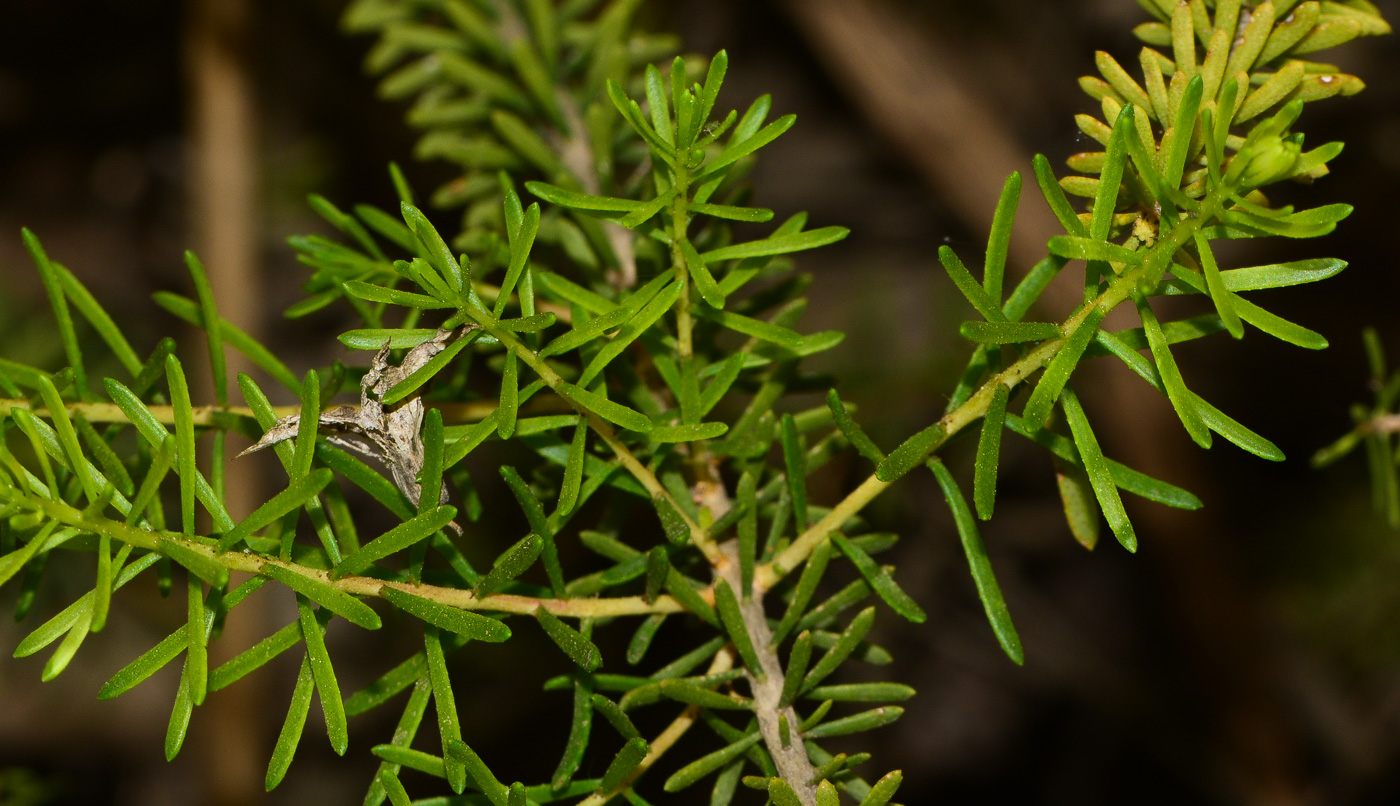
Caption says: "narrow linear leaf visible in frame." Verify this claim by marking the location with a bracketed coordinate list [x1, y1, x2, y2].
[219, 469, 334, 551]
[263, 564, 381, 631]
[663, 732, 762, 792]
[1060, 389, 1136, 552]
[974, 384, 1010, 520]
[298, 599, 348, 755]
[536, 606, 602, 670]
[928, 459, 1024, 664]
[381, 586, 511, 642]
[557, 384, 653, 432]
[831, 534, 926, 624]
[875, 424, 945, 483]
[265, 654, 315, 791]
[713, 580, 764, 680]
[334, 506, 459, 578]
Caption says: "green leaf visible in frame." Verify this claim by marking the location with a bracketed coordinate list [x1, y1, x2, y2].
[1135, 291, 1211, 448]
[557, 383, 653, 432]
[700, 227, 849, 263]
[1170, 267, 1328, 349]
[165, 666, 193, 761]
[185, 578, 207, 704]
[769, 779, 803, 806]
[650, 422, 728, 442]
[1032, 154, 1088, 236]
[1193, 232, 1243, 338]
[496, 204, 541, 317]
[801, 607, 876, 692]
[827, 390, 883, 463]
[1056, 456, 1102, 550]
[974, 384, 1010, 520]
[699, 114, 797, 178]
[402, 203, 463, 294]
[875, 424, 945, 483]
[1091, 105, 1132, 242]
[382, 332, 476, 406]
[577, 280, 683, 387]
[663, 732, 762, 792]
[54, 264, 142, 378]
[99, 628, 185, 700]
[525, 181, 646, 213]
[1004, 413, 1202, 508]
[1022, 305, 1107, 427]
[779, 630, 814, 708]
[1164, 75, 1204, 189]
[262, 564, 381, 631]
[210, 621, 302, 693]
[831, 534, 926, 624]
[445, 741, 509, 805]
[802, 706, 903, 739]
[1046, 236, 1143, 265]
[680, 239, 726, 309]
[1060, 389, 1136, 552]
[694, 307, 843, 355]
[151, 292, 301, 394]
[927, 459, 1024, 664]
[424, 625, 467, 793]
[338, 328, 438, 350]
[1214, 258, 1346, 291]
[984, 172, 1021, 303]
[714, 580, 765, 679]
[540, 307, 631, 357]
[557, 420, 587, 517]
[780, 414, 809, 532]
[689, 202, 774, 222]
[297, 599, 348, 755]
[219, 469, 334, 551]
[343, 281, 452, 309]
[803, 683, 916, 702]
[600, 737, 649, 792]
[183, 251, 227, 404]
[378, 770, 412, 806]
[165, 355, 197, 534]
[939, 246, 1007, 322]
[380, 586, 511, 642]
[334, 506, 460, 578]
[315, 444, 414, 520]
[552, 670, 593, 789]
[157, 536, 229, 589]
[34, 375, 100, 502]
[1092, 329, 1285, 461]
[960, 321, 1062, 344]
[475, 534, 543, 598]
[498, 352, 519, 439]
[772, 541, 834, 645]
[859, 771, 904, 806]
[499, 466, 565, 595]
[265, 654, 315, 790]
[536, 607, 603, 670]
[23, 229, 87, 397]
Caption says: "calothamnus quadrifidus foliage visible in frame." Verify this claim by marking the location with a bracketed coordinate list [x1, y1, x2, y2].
[0, 1, 1389, 804]
[1315, 328, 1400, 529]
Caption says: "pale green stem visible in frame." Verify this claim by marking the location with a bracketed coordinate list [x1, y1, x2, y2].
[5, 490, 681, 619]
[756, 195, 1222, 591]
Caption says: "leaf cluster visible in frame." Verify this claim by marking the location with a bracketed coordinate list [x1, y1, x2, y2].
[0, 1, 1389, 804]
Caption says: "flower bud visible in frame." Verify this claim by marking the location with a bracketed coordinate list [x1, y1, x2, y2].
[1239, 134, 1302, 187]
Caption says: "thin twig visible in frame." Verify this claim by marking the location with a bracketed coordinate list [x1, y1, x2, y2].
[574, 649, 736, 806]
[7, 491, 684, 619]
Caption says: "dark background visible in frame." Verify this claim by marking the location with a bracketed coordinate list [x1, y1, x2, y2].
[2, 0, 1400, 804]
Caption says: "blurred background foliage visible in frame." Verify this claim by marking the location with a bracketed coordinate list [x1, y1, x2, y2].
[1, 0, 1399, 804]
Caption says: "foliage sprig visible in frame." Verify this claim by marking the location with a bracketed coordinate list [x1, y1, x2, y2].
[0, 1, 1389, 804]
